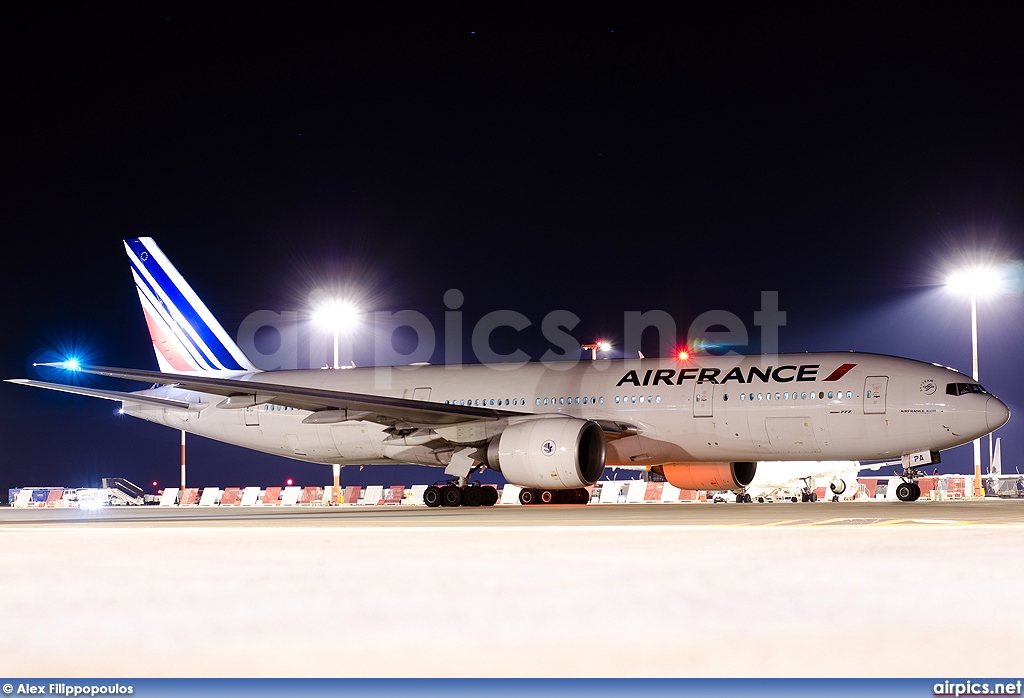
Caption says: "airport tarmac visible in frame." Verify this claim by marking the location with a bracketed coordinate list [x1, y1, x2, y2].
[4, 498, 1024, 527]
[2, 500, 1022, 677]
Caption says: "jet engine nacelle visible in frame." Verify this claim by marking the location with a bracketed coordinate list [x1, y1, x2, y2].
[656, 462, 757, 491]
[485, 417, 606, 489]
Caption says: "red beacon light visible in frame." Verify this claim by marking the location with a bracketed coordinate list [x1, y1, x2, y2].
[677, 349, 690, 360]
[286, 478, 294, 487]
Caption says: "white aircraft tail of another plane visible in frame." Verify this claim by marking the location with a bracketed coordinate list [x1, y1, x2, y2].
[123, 237, 257, 374]
[991, 437, 1002, 476]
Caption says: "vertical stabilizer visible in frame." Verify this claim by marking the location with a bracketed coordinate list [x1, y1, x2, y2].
[124, 238, 257, 374]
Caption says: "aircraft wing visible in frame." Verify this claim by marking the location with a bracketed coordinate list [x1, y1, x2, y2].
[63, 365, 528, 428]
[5, 379, 202, 411]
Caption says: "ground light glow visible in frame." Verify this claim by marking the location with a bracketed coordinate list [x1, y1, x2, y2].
[945, 265, 1009, 298]
[581, 341, 612, 360]
[312, 300, 360, 331]
[312, 299, 361, 369]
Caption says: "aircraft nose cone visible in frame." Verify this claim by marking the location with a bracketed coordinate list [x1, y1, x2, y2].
[987, 397, 1010, 432]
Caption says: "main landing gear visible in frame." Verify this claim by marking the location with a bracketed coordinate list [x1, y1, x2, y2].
[518, 488, 591, 505]
[895, 465, 926, 502]
[423, 482, 499, 508]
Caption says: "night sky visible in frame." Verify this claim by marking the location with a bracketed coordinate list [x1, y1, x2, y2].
[2, 5, 1022, 499]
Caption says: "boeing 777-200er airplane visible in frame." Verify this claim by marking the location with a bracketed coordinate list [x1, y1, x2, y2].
[8, 238, 1011, 506]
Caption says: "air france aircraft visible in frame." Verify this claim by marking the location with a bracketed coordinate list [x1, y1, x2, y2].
[740, 460, 865, 503]
[8, 238, 1010, 506]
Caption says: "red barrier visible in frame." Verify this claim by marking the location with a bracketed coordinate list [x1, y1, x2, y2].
[44, 489, 64, 507]
[947, 478, 966, 499]
[343, 486, 361, 504]
[262, 486, 282, 505]
[179, 488, 199, 506]
[380, 485, 405, 504]
[645, 483, 663, 501]
[678, 489, 698, 501]
[917, 477, 937, 497]
[857, 479, 878, 498]
[220, 488, 242, 506]
[300, 487, 322, 504]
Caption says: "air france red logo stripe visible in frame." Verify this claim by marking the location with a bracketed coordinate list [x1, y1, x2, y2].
[822, 363, 857, 381]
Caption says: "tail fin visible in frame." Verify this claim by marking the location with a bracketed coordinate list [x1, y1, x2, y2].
[124, 237, 257, 374]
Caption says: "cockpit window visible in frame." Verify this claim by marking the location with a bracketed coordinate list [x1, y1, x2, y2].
[946, 382, 988, 396]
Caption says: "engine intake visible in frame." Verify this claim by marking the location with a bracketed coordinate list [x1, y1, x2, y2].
[485, 417, 606, 489]
[654, 462, 757, 491]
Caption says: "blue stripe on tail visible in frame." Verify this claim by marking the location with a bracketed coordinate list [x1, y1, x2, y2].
[125, 238, 246, 371]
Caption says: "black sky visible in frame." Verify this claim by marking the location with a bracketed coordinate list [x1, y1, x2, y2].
[2, 4, 1022, 497]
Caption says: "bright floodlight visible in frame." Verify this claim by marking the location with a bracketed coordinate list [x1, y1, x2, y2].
[62, 358, 82, 371]
[313, 300, 360, 329]
[598, 341, 611, 352]
[945, 265, 1006, 298]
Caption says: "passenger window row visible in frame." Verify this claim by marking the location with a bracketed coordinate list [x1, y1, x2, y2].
[734, 390, 853, 402]
[445, 398, 525, 406]
[537, 397, 606, 405]
[440, 389, 857, 409]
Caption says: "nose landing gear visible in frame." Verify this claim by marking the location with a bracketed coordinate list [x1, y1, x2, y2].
[895, 465, 926, 502]
[895, 480, 922, 502]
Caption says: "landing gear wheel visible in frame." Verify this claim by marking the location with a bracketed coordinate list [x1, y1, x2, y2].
[911, 482, 921, 501]
[539, 489, 555, 505]
[557, 489, 578, 504]
[519, 488, 538, 505]
[462, 487, 484, 507]
[809, 492, 818, 502]
[895, 482, 916, 502]
[743, 494, 752, 503]
[441, 486, 463, 507]
[577, 488, 590, 504]
[482, 487, 498, 507]
[423, 486, 442, 508]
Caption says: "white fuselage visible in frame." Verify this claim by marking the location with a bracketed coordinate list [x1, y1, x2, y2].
[120, 352, 1006, 471]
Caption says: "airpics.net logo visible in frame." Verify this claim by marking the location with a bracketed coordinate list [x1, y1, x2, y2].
[234, 289, 789, 378]
[934, 679, 1023, 696]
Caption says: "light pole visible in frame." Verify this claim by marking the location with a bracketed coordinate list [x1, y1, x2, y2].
[313, 300, 360, 369]
[581, 340, 611, 361]
[945, 265, 1006, 497]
